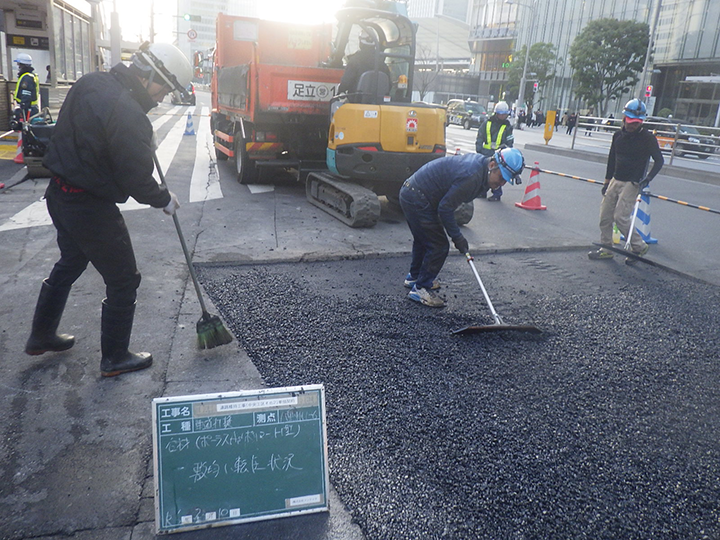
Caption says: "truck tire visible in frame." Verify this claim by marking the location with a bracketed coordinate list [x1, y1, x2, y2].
[235, 135, 258, 184]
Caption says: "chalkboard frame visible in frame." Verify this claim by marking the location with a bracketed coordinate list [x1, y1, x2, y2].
[152, 384, 329, 534]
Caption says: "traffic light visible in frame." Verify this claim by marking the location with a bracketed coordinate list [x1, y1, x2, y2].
[184, 13, 201, 22]
[645, 85, 653, 97]
[533, 82, 539, 93]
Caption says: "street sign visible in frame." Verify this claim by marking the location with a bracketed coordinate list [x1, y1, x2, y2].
[153, 385, 329, 534]
[187, 29, 198, 40]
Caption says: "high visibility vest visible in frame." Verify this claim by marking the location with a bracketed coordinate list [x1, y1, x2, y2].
[15, 71, 40, 108]
[483, 122, 506, 151]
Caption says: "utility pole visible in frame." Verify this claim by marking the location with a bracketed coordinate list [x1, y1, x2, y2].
[150, 0, 155, 43]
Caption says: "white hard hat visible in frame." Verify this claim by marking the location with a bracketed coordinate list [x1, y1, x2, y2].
[15, 53, 33, 66]
[494, 101, 510, 115]
[133, 42, 193, 94]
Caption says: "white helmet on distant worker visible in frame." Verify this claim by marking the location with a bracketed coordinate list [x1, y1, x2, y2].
[14, 53, 33, 66]
[132, 42, 193, 95]
[494, 101, 510, 115]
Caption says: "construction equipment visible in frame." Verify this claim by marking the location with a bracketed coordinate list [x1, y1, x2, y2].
[211, 2, 447, 227]
[452, 253, 542, 335]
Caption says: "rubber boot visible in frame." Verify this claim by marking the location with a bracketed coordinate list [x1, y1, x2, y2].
[25, 279, 75, 356]
[100, 300, 152, 377]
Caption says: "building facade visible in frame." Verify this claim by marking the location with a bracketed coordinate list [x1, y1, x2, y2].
[469, 0, 720, 125]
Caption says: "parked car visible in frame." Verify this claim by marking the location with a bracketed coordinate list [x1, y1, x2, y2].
[646, 116, 715, 159]
[445, 99, 487, 130]
[171, 82, 196, 106]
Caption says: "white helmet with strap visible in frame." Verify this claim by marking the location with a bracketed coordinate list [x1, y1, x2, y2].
[15, 53, 33, 66]
[132, 42, 192, 96]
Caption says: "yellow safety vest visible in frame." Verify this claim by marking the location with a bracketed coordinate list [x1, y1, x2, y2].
[15, 71, 40, 107]
[483, 122, 506, 150]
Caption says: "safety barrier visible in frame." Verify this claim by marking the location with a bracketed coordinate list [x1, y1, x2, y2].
[527, 165, 720, 216]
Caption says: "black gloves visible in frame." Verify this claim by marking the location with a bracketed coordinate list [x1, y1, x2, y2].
[638, 177, 650, 190]
[601, 181, 610, 196]
[453, 235, 469, 255]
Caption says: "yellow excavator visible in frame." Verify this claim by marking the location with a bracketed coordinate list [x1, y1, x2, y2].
[306, 3, 448, 227]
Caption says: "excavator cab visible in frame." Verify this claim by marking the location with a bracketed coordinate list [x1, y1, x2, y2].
[305, 4, 447, 227]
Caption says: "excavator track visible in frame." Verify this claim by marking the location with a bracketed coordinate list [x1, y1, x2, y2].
[306, 172, 382, 228]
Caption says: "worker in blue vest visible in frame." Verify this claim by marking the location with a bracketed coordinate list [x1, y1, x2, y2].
[13, 53, 40, 125]
[476, 101, 514, 202]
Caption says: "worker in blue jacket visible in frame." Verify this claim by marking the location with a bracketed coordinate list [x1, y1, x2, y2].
[399, 147, 525, 307]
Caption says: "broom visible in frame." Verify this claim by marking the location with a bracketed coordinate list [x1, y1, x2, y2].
[152, 151, 233, 349]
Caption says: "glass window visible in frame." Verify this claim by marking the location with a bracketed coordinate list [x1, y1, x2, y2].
[74, 14, 83, 79]
[54, 6, 65, 81]
[64, 10, 74, 81]
[82, 21, 91, 76]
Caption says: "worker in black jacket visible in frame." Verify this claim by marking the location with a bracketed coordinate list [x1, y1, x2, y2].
[25, 42, 192, 377]
[588, 98, 664, 264]
[476, 101, 514, 201]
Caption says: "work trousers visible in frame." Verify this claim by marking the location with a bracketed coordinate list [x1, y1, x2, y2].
[599, 178, 646, 253]
[44, 180, 141, 307]
[399, 185, 449, 290]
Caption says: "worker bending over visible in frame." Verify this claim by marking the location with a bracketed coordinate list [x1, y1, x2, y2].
[400, 147, 525, 307]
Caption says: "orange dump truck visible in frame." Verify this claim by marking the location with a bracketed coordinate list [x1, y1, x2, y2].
[211, 13, 344, 184]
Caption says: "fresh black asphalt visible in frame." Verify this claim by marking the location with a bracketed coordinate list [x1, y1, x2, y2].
[198, 251, 720, 540]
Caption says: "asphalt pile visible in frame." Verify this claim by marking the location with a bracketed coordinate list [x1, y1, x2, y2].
[199, 253, 720, 540]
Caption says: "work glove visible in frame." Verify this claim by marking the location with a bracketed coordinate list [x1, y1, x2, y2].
[637, 177, 651, 191]
[453, 235, 469, 255]
[163, 192, 180, 215]
[601, 181, 610, 196]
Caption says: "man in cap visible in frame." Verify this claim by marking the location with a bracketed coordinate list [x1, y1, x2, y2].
[476, 101, 514, 201]
[588, 98, 663, 264]
[400, 147, 525, 307]
[25, 42, 192, 377]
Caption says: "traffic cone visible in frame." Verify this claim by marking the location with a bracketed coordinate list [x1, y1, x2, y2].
[514, 162, 546, 210]
[13, 132, 24, 164]
[183, 111, 195, 136]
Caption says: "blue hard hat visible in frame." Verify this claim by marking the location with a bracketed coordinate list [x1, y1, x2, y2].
[623, 98, 647, 120]
[494, 147, 524, 185]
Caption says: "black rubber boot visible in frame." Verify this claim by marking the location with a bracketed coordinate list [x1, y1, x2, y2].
[100, 300, 152, 377]
[25, 279, 75, 356]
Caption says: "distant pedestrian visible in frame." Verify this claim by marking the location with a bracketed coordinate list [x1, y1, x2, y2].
[584, 109, 595, 136]
[588, 99, 664, 264]
[566, 113, 577, 135]
[25, 42, 192, 377]
[400, 148, 525, 307]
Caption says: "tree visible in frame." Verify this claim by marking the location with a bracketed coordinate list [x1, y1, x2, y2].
[569, 18, 649, 115]
[413, 42, 441, 102]
[506, 42, 557, 111]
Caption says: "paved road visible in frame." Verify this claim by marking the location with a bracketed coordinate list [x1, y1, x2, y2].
[0, 91, 718, 539]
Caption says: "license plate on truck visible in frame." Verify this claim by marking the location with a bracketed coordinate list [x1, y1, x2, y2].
[287, 80, 338, 102]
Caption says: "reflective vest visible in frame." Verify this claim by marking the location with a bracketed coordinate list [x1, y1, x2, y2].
[482, 121, 506, 151]
[15, 71, 40, 108]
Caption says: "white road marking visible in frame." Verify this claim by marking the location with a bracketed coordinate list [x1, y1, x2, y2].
[189, 107, 223, 202]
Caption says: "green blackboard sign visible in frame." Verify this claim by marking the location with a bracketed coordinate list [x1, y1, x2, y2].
[152, 385, 329, 534]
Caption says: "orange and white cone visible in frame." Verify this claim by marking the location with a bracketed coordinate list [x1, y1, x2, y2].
[13, 132, 24, 164]
[515, 162, 546, 210]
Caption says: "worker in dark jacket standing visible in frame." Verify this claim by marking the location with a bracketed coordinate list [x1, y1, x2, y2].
[400, 148, 525, 307]
[476, 101, 514, 201]
[25, 42, 192, 377]
[588, 98, 663, 264]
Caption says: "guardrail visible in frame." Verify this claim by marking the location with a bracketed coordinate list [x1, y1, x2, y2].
[572, 116, 720, 166]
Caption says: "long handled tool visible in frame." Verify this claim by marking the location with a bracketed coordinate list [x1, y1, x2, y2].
[152, 152, 233, 350]
[452, 253, 541, 335]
